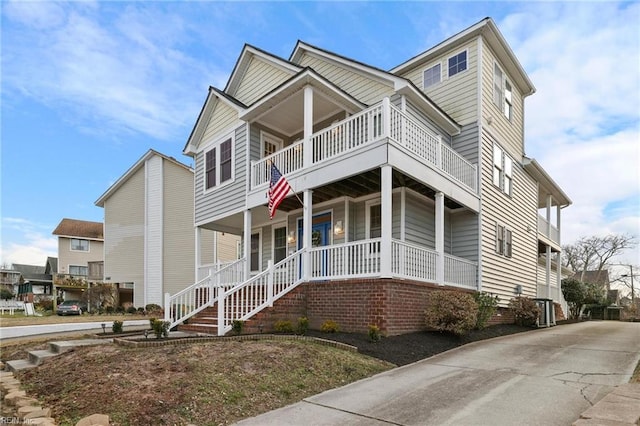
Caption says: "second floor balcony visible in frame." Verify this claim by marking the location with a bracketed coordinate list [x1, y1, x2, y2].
[250, 99, 477, 197]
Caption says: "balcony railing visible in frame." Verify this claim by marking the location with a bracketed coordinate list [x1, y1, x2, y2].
[250, 99, 477, 193]
[538, 215, 559, 244]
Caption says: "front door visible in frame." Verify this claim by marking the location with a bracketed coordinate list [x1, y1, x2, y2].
[298, 213, 331, 277]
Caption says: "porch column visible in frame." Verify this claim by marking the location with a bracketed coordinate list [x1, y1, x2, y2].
[243, 209, 252, 281]
[546, 245, 552, 298]
[195, 227, 201, 282]
[435, 192, 445, 285]
[303, 189, 312, 280]
[381, 165, 392, 278]
[556, 205, 563, 302]
[303, 86, 313, 168]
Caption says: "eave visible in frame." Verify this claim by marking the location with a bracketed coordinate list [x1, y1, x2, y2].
[523, 157, 572, 207]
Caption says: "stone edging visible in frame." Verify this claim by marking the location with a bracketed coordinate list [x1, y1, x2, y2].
[113, 333, 358, 353]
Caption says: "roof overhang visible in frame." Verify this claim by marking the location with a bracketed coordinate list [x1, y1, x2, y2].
[523, 157, 572, 207]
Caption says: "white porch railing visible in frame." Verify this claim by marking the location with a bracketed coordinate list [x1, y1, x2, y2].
[443, 254, 478, 290]
[309, 239, 382, 280]
[164, 258, 246, 329]
[538, 215, 559, 243]
[391, 240, 438, 282]
[216, 250, 305, 335]
[250, 100, 477, 193]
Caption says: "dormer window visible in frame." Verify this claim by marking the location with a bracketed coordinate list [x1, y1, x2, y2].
[448, 51, 467, 77]
[423, 63, 441, 88]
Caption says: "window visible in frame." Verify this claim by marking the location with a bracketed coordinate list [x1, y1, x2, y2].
[369, 204, 382, 238]
[423, 63, 441, 88]
[261, 132, 283, 158]
[496, 224, 512, 258]
[493, 63, 513, 120]
[493, 144, 513, 196]
[250, 233, 260, 272]
[70, 238, 89, 252]
[273, 227, 287, 263]
[204, 136, 234, 190]
[69, 265, 88, 276]
[448, 51, 467, 77]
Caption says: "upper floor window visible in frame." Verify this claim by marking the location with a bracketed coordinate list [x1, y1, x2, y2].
[205, 136, 234, 190]
[448, 51, 467, 77]
[493, 144, 513, 196]
[423, 63, 441, 88]
[496, 224, 512, 258]
[70, 238, 89, 252]
[493, 63, 513, 120]
[69, 265, 88, 276]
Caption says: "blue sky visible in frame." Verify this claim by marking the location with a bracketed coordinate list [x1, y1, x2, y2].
[1, 1, 639, 269]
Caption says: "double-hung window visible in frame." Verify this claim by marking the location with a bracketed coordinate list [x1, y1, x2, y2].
[493, 63, 513, 120]
[423, 63, 441, 88]
[496, 224, 512, 258]
[493, 144, 513, 196]
[204, 136, 234, 190]
[70, 238, 89, 252]
[448, 51, 467, 77]
[273, 227, 287, 263]
[69, 265, 89, 276]
[250, 232, 260, 272]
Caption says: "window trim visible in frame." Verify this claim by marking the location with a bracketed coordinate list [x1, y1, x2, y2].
[447, 50, 468, 78]
[272, 224, 288, 264]
[365, 200, 382, 239]
[70, 238, 90, 252]
[68, 264, 89, 276]
[493, 62, 513, 121]
[260, 131, 283, 159]
[249, 230, 262, 273]
[492, 143, 514, 196]
[495, 223, 513, 258]
[423, 63, 442, 89]
[203, 132, 235, 193]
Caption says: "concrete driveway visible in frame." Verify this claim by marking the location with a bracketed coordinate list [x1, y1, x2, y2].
[236, 321, 640, 426]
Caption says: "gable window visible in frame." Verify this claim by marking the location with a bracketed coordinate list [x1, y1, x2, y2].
[496, 224, 512, 258]
[70, 239, 89, 252]
[423, 63, 441, 88]
[69, 265, 88, 276]
[493, 144, 513, 196]
[273, 227, 287, 263]
[448, 51, 467, 77]
[493, 63, 513, 120]
[204, 136, 234, 190]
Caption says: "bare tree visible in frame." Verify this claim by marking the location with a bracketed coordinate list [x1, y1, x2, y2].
[562, 234, 637, 282]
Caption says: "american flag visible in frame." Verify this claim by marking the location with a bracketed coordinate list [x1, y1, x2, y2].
[268, 163, 292, 219]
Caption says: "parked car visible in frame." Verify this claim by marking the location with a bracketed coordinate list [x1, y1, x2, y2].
[56, 300, 87, 315]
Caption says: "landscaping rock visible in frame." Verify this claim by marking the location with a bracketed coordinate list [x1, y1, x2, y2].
[4, 389, 26, 405]
[76, 413, 110, 426]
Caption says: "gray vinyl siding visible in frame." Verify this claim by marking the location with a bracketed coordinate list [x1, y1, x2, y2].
[162, 159, 196, 296]
[103, 167, 145, 302]
[397, 39, 479, 126]
[450, 210, 479, 261]
[296, 53, 394, 105]
[404, 192, 435, 249]
[480, 129, 538, 301]
[480, 43, 525, 159]
[194, 124, 247, 225]
[201, 101, 240, 147]
[452, 123, 479, 166]
[234, 56, 293, 106]
[403, 98, 453, 145]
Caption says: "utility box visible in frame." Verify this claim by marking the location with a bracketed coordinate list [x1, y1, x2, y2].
[534, 298, 556, 327]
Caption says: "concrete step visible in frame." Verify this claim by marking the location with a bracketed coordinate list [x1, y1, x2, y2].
[49, 339, 111, 354]
[27, 350, 57, 366]
[5, 359, 36, 372]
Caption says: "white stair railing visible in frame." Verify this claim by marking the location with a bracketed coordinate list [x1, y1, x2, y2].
[216, 249, 305, 336]
[164, 258, 246, 329]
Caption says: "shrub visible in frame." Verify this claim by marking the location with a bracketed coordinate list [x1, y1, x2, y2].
[320, 320, 340, 333]
[231, 320, 244, 335]
[105, 306, 115, 314]
[368, 325, 381, 342]
[115, 306, 125, 314]
[145, 304, 163, 315]
[137, 307, 145, 315]
[509, 296, 540, 327]
[35, 300, 53, 312]
[424, 290, 478, 336]
[273, 320, 294, 333]
[150, 318, 170, 339]
[0, 288, 14, 300]
[474, 292, 500, 330]
[112, 320, 123, 334]
[296, 317, 309, 335]
[126, 306, 138, 315]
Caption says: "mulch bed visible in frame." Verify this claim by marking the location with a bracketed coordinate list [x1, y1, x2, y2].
[307, 324, 535, 366]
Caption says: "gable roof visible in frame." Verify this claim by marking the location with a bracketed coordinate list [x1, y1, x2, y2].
[573, 270, 610, 286]
[95, 149, 192, 207]
[52, 218, 104, 240]
[522, 157, 572, 207]
[391, 17, 535, 97]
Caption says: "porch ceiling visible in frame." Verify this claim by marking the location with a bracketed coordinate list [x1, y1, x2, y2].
[276, 169, 464, 212]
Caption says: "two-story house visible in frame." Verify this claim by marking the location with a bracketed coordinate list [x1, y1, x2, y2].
[166, 17, 571, 336]
[96, 149, 240, 308]
[52, 218, 104, 302]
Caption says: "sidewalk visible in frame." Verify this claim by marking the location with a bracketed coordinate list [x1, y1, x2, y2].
[0, 320, 149, 340]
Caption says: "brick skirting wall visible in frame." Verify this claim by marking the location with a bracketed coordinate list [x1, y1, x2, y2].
[244, 279, 518, 336]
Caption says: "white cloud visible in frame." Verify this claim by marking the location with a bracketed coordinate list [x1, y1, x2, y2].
[0, 218, 57, 266]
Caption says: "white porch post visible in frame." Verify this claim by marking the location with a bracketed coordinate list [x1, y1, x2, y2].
[381, 165, 392, 278]
[303, 86, 313, 168]
[243, 209, 252, 281]
[556, 205, 563, 302]
[194, 227, 201, 281]
[435, 192, 445, 285]
[546, 195, 553, 298]
[303, 189, 312, 280]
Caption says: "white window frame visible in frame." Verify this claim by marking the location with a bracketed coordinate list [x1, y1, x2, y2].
[495, 223, 512, 258]
[260, 131, 283, 159]
[70, 238, 89, 252]
[203, 132, 235, 193]
[365, 200, 382, 239]
[271, 223, 288, 264]
[493, 62, 513, 121]
[423, 63, 442, 89]
[447, 50, 468, 78]
[492, 144, 514, 196]
[68, 265, 88, 276]
[249, 230, 262, 273]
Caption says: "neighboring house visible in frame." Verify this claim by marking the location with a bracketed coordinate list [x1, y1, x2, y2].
[11, 257, 57, 302]
[95, 149, 240, 308]
[0, 266, 21, 294]
[168, 17, 571, 336]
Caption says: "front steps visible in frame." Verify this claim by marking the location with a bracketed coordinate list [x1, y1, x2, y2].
[5, 339, 110, 372]
[177, 306, 220, 335]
